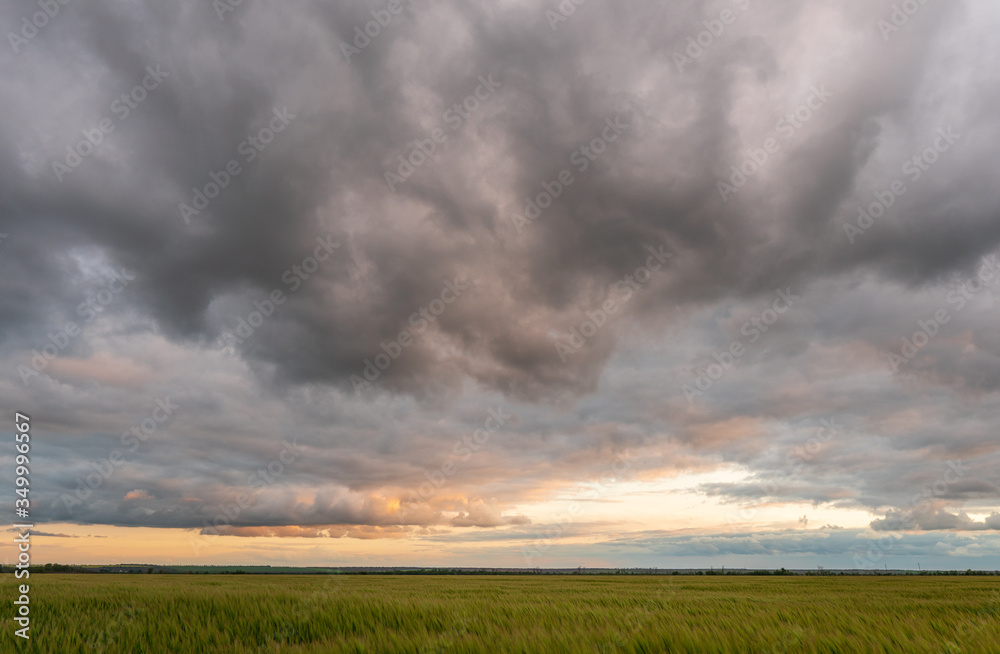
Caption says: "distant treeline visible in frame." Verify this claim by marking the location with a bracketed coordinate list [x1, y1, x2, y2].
[1, 564, 998, 576]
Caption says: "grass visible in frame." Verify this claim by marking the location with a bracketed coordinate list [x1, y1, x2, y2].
[2, 574, 998, 652]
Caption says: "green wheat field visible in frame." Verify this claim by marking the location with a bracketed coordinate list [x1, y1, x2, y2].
[2, 575, 999, 653]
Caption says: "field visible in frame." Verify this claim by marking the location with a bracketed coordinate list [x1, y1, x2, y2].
[3, 574, 999, 653]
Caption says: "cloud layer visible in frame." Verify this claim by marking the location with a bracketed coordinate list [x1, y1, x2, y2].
[2, 0, 999, 565]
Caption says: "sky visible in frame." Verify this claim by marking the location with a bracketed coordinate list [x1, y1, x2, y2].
[2, 0, 1000, 570]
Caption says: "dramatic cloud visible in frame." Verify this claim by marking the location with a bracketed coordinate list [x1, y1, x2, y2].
[871, 507, 1000, 532]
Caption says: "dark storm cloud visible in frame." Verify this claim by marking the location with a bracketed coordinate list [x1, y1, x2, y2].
[2, 0, 997, 401]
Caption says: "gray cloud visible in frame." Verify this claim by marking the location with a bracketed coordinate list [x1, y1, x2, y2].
[3, 0, 997, 400]
[872, 508, 1000, 532]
